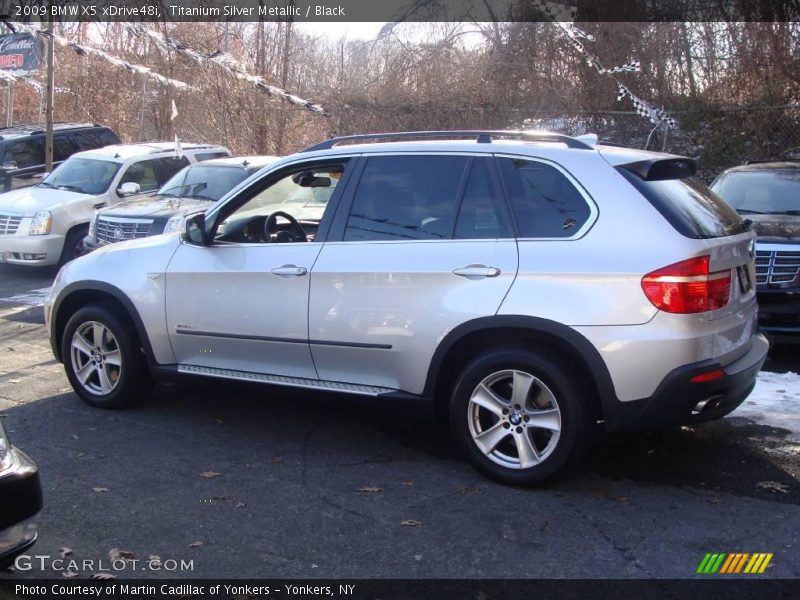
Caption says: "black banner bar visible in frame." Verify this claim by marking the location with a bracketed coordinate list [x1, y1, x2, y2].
[2, 579, 800, 600]
[0, 0, 798, 23]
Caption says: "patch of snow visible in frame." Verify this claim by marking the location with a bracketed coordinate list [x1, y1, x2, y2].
[0, 287, 51, 307]
[732, 371, 800, 441]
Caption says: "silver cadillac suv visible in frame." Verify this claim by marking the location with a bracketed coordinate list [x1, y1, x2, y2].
[45, 131, 768, 486]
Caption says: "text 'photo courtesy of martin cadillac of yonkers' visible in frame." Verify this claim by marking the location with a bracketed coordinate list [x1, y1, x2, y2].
[0, 1, 799, 599]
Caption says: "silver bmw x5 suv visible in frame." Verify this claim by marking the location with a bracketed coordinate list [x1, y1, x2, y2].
[45, 131, 768, 486]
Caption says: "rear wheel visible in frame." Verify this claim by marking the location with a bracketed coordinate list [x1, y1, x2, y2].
[62, 305, 148, 409]
[449, 348, 590, 486]
[59, 226, 89, 267]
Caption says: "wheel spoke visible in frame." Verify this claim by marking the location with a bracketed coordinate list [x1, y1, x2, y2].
[525, 408, 561, 432]
[92, 323, 105, 348]
[513, 431, 540, 468]
[96, 366, 114, 393]
[531, 384, 554, 409]
[75, 361, 95, 384]
[474, 422, 509, 455]
[71, 333, 93, 357]
[471, 383, 507, 417]
[104, 349, 122, 367]
[511, 370, 535, 408]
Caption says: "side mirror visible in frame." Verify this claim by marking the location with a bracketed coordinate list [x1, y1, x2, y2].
[183, 212, 209, 246]
[118, 182, 141, 197]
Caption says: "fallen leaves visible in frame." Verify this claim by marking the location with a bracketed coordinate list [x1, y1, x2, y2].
[357, 486, 382, 494]
[108, 548, 135, 561]
[62, 571, 79, 579]
[400, 519, 422, 527]
[60, 547, 73, 558]
[92, 573, 116, 580]
[198, 471, 223, 479]
[757, 480, 789, 494]
[401, 480, 414, 487]
[189, 541, 204, 548]
[7, 378, 21, 384]
[92, 487, 109, 493]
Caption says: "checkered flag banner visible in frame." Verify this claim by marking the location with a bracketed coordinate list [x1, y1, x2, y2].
[606, 61, 641, 74]
[529, 0, 578, 21]
[2, 20, 192, 92]
[555, 22, 677, 130]
[617, 84, 678, 128]
[125, 23, 328, 117]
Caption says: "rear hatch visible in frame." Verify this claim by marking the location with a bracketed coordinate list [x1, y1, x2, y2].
[603, 148, 757, 320]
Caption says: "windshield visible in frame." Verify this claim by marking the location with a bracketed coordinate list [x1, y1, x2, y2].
[159, 165, 251, 201]
[711, 170, 800, 215]
[40, 157, 121, 195]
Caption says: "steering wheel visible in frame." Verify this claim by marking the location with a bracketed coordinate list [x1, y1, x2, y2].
[262, 211, 307, 243]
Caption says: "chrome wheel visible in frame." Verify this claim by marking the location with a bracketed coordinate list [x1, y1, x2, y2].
[70, 321, 122, 395]
[467, 369, 562, 469]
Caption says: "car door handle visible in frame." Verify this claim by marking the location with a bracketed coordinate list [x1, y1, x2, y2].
[453, 265, 501, 278]
[271, 265, 308, 277]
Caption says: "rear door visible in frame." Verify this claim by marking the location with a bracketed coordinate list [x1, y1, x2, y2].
[308, 153, 518, 394]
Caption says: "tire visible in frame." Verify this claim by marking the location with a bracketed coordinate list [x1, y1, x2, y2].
[58, 226, 89, 267]
[61, 305, 148, 409]
[449, 347, 590, 486]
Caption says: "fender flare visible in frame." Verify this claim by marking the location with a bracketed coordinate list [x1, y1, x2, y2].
[422, 315, 619, 415]
[51, 280, 156, 365]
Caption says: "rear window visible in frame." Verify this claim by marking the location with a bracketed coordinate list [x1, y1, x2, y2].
[711, 170, 800, 215]
[619, 168, 745, 239]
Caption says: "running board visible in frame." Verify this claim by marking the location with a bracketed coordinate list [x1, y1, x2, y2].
[177, 364, 395, 396]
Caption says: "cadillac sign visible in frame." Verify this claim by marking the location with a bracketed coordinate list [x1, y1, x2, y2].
[0, 33, 42, 74]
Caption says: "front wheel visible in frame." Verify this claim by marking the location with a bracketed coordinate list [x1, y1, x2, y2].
[449, 348, 590, 486]
[62, 305, 148, 409]
[58, 226, 89, 267]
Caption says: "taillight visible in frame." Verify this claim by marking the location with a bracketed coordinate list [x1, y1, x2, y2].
[641, 256, 731, 314]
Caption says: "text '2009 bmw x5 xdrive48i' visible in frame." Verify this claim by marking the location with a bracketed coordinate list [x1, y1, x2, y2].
[45, 131, 768, 486]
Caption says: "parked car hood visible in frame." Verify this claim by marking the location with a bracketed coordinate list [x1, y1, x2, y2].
[0, 185, 91, 216]
[749, 214, 800, 242]
[101, 194, 214, 219]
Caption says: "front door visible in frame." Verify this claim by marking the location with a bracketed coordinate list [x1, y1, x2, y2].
[165, 158, 353, 378]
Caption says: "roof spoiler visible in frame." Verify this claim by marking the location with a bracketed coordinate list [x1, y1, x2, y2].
[619, 157, 697, 181]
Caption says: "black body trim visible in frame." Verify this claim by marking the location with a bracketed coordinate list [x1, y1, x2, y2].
[50, 281, 157, 364]
[0, 448, 42, 531]
[422, 315, 618, 410]
[174, 328, 392, 350]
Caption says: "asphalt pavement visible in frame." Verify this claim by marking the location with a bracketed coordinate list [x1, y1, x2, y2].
[0, 263, 798, 580]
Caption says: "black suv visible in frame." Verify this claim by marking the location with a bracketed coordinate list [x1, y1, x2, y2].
[0, 122, 120, 192]
[711, 161, 800, 342]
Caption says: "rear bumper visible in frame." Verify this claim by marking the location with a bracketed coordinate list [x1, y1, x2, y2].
[604, 333, 769, 432]
[0, 448, 42, 569]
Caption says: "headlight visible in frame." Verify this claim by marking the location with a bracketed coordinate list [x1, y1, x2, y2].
[163, 215, 186, 235]
[0, 421, 13, 473]
[88, 212, 98, 239]
[29, 210, 52, 236]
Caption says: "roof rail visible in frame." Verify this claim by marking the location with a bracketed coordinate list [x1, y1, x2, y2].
[300, 130, 594, 153]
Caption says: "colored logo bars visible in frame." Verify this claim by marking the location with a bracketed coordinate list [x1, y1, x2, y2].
[697, 553, 773, 574]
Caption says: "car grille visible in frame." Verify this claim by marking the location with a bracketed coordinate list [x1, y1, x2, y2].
[755, 249, 800, 287]
[0, 213, 22, 236]
[96, 216, 153, 245]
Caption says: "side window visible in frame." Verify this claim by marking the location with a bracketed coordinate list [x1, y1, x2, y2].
[98, 129, 120, 146]
[118, 159, 159, 194]
[499, 157, 591, 238]
[344, 155, 468, 241]
[155, 156, 190, 183]
[3, 139, 44, 168]
[71, 131, 101, 151]
[53, 135, 75, 163]
[454, 159, 510, 239]
[195, 151, 230, 162]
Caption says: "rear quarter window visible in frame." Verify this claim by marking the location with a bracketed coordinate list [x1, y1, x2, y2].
[619, 169, 745, 239]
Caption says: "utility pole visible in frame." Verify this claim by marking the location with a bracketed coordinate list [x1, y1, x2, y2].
[45, 16, 55, 171]
[219, 20, 229, 145]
